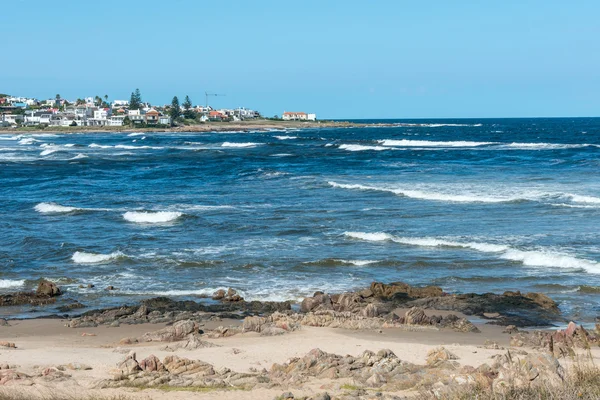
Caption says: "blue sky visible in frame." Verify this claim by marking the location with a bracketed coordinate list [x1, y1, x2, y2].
[2, 0, 599, 118]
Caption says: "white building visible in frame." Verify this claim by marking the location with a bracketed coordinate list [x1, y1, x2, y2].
[1, 114, 24, 126]
[108, 115, 125, 126]
[112, 100, 129, 107]
[282, 111, 316, 121]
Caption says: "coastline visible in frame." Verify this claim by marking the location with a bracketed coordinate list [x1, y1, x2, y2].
[0, 120, 361, 135]
[1, 282, 599, 399]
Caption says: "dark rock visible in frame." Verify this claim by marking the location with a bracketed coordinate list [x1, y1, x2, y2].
[57, 302, 85, 313]
[36, 280, 62, 297]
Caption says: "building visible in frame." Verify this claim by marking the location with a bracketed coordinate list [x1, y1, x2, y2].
[24, 110, 53, 126]
[128, 109, 145, 124]
[145, 109, 159, 125]
[108, 115, 125, 126]
[282, 111, 316, 121]
[159, 116, 172, 125]
[1, 114, 24, 126]
[112, 100, 129, 107]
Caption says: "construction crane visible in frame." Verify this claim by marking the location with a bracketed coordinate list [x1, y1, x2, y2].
[205, 92, 226, 109]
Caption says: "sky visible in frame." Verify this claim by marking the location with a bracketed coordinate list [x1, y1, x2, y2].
[2, 0, 600, 119]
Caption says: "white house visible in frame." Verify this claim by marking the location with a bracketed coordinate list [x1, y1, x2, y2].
[282, 111, 316, 121]
[112, 100, 129, 107]
[108, 115, 125, 126]
[1, 114, 24, 126]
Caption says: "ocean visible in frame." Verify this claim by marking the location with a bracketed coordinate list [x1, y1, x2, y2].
[1, 118, 599, 322]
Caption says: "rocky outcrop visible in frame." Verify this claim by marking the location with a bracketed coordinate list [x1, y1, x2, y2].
[141, 320, 199, 342]
[0, 280, 63, 307]
[510, 321, 599, 358]
[212, 288, 243, 302]
[67, 296, 292, 328]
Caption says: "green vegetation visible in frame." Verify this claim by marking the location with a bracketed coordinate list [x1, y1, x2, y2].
[129, 88, 142, 110]
[183, 95, 196, 119]
[169, 96, 181, 123]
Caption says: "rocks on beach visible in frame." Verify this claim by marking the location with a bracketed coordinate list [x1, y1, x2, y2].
[0, 280, 63, 307]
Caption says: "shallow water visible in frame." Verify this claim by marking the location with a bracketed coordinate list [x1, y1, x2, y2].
[1, 118, 599, 322]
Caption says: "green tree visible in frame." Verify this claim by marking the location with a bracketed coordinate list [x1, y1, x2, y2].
[169, 96, 181, 124]
[182, 95, 196, 119]
[123, 116, 131, 126]
[76, 98, 85, 106]
[129, 88, 142, 110]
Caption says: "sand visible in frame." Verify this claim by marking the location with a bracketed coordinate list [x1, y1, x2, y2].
[2, 317, 596, 399]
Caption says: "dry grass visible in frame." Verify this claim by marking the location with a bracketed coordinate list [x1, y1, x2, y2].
[417, 359, 600, 400]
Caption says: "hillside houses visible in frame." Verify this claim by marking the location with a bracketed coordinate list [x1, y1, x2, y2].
[282, 111, 317, 121]
[0, 93, 263, 128]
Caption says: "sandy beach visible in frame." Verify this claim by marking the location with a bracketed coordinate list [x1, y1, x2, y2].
[1, 282, 599, 399]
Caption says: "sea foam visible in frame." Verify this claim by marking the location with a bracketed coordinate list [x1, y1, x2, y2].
[72, 251, 126, 264]
[0, 279, 26, 289]
[339, 144, 390, 152]
[35, 202, 79, 214]
[327, 181, 521, 203]
[123, 211, 183, 224]
[221, 142, 261, 148]
[344, 232, 600, 273]
[379, 139, 493, 147]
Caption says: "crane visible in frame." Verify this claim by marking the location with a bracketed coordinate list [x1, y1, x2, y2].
[205, 92, 226, 109]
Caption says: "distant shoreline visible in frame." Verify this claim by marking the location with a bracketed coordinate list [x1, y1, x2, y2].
[0, 120, 364, 135]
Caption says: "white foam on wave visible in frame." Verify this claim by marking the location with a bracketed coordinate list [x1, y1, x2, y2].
[18, 138, 38, 145]
[336, 259, 378, 266]
[40, 146, 62, 156]
[72, 251, 126, 264]
[127, 132, 146, 137]
[114, 145, 164, 150]
[327, 181, 520, 203]
[35, 202, 79, 214]
[339, 144, 390, 152]
[567, 194, 600, 204]
[379, 139, 493, 147]
[221, 142, 261, 148]
[274, 136, 298, 140]
[344, 232, 600, 273]
[89, 143, 112, 149]
[0, 279, 26, 289]
[503, 142, 597, 150]
[123, 211, 183, 224]
[71, 153, 88, 160]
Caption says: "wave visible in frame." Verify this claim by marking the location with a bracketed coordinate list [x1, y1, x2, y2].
[567, 194, 600, 204]
[221, 142, 261, 148]
[35, 202, 79, 214]
[0, 279, 25, 289]
[327, 181, 521, 203]
[274, 136, 298, 140]
[70, 153, 88, 160]
[123, 211, 183, 224]
[127, 132, 146, 137]
[114, 145, 163, 150]
[18, 138, 38, 145]
[379, 139, 493, 147]
[72, 251, 126, 264]
[503, 142, 598, 150]
[344, 232, 600, 273]
[303, 258, 378, 267]
[89, 143, 112, 149]
[339, 144, 390, 152]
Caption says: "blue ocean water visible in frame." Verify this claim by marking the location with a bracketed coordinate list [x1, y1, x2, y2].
[1, 118, 599, 322]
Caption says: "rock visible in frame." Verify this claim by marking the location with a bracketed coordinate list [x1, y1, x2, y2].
[57, 302, 85, 312]
[426, 347, 459, 366]
[301, 292, 333, 313]
[36, 280, 62, 296]
[116, 351, 141, 377]
[483, 340, 501, 350]
[309, 393, 331, 400]
[483, 312, 500, 319]
[280, 392, 294, 399]
[87, 284, 95, 288]
[524, 292, 559, 312]
[503, 325, 518, 334]
[65, 363, 92, 371]
[405, 307, 430, 325]
[0, 318, 9, 326]
[105, 285, 117, 291]
[0, 341, 16, 348]
[161, 333, 218, 351]
[142, 320, 198, 342]
[139, 355, 165, 372]
[370, 281, 443, 300]
[212, 289, 226, 300]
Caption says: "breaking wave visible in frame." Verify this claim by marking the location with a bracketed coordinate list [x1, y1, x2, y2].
[72, 251, 126, 264]
[344, 232, 600, 273]
[35, 202, 80, 214]
[339, 144, 390, 152]
[221, 142, 261, 148]
[123, 211, 183, 224]
[379, 139, 493, 147]
[0, 279, 26, 289]
[274, 136, 298, 140]
[327, 181, 522, 203]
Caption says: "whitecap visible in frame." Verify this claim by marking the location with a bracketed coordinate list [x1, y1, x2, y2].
[127, 132, 146, 137]
[35, 202, 79, 214]
[327, 181, 521, 203]
[123, 211, 183, 224]
[379, 139, 493, 147]
[221, 142, 261, 148]
[72, 251, 126, 264]
[274, 136, 298, 140]
[344, 232, 600, 273]
[18, 138, 38, 145]
[0, 279, 26, 289]
[336, 259, 378, 266]
[70, 153, 88, 160]
[567, 194, 600, 204]
[503, 142, 596, 150]
[339, 144, 390, 152]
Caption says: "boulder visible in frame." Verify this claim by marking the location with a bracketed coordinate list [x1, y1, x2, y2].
[36, 280, 62, 297]
[300, 292, 333, 313]
[142, 319, 198, 342]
